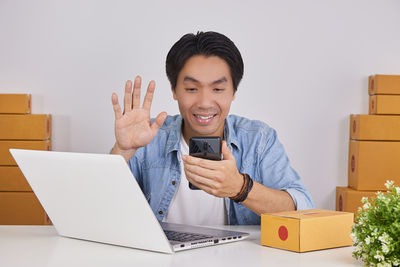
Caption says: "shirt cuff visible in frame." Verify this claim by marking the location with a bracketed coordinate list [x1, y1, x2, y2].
[284, 188, 314, 211]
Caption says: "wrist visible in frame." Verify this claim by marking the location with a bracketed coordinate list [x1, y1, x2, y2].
[229, 173, 254, 203]
[111, 143, 136, 162]
[232, 173, 244, 197]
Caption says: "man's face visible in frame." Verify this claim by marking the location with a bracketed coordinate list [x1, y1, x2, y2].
[172, 55, 235, 142]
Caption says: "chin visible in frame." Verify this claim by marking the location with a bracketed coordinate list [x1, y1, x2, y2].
[192, 127, 221, 137]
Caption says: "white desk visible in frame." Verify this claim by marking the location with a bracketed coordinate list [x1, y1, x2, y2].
[0, 225, 361, 267]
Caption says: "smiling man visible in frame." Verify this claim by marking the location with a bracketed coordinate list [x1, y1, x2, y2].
[111, 31, 313, 225]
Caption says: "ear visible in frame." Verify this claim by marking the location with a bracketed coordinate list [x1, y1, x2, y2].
[230, 89, 236, 101]
[171, 86, 177, 100]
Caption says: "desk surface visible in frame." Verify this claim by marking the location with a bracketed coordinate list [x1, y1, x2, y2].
[0, 225, 361, 267]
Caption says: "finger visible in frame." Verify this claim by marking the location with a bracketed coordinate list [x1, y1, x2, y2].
[182, 155, 220, 170]
[185, 168, 222, 197]
[185, 167, 216, 189]
[221, 141, 234, 160]
[184, 161, 217, 179]
[132, 76, 142, 109]
[151, 112, 167, 134]
[123, 80, 133, 112]
[111, 93, 123, 120]
[142, 80, 155, 111]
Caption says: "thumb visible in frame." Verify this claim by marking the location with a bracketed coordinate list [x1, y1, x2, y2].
[151, 112, 167, 133]
[222, 141, 234, 160]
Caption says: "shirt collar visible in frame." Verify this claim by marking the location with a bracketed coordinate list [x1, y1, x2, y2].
[224, 115, 240, 151]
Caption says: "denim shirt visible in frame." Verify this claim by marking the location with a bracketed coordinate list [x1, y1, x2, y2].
[128, 114, 314, 225]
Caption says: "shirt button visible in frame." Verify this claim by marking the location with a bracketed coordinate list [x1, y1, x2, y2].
[158, 210, 163, 215]
[172, 181, 176, 185]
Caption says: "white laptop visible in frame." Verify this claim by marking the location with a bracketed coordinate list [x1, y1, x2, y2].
[10, 149, 249, 253]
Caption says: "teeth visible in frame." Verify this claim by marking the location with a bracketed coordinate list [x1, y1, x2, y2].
[196, 115, 214, 120]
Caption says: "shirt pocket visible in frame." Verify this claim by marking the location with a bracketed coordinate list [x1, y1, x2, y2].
[142, 159, 179, 207]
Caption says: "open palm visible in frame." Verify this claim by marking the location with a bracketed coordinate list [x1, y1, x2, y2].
[112, 76, 166, 151]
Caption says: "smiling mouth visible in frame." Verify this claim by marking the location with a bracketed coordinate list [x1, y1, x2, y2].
[193, 114, 217, 124]
[195, 114, 216, 120]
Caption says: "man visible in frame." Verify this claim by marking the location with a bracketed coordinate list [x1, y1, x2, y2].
[111, 31, 313, 225]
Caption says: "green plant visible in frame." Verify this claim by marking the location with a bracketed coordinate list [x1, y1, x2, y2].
[351, 181, 400, 266]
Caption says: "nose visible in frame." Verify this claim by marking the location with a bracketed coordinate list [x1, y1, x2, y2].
[196, 89, 214, 109]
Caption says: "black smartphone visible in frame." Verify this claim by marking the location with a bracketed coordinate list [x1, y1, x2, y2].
[188, 136, 222, 190]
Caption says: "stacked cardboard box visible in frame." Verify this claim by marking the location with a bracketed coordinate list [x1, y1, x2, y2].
[336, 75, 400, 215]
[0, 94, 52, 225]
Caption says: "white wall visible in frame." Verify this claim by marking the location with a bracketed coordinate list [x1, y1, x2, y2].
[1, 0, 400, 210]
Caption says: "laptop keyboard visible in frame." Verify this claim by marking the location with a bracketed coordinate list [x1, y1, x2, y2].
[163, 230, 213, 242]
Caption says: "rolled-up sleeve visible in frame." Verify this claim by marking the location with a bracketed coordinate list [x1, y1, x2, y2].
[285, 187, 314, 210]
[258, 128, 314, 210]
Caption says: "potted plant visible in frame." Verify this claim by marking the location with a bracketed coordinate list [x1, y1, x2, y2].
[351, 180, 400, 266]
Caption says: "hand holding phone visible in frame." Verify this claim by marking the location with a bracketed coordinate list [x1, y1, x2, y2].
[188, 137, 222, 190]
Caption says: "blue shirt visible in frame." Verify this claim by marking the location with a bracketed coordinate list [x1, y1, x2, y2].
[128, 114, 314, 225]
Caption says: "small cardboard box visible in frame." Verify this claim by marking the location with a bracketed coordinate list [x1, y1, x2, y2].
[0, 114, 51, 140]
[336, 187, 377, 215]
[369, 74, 400, 95]
[0, 94, 31, 114]
[369, 95, 400, 115]
[348, 140, 400, 190]
[0, 140, 51, 166]
[0, 192, 52, 225]
[350, 114, 400, 141]
[0, 166, 32, 191]
[261, 209, 353, 252]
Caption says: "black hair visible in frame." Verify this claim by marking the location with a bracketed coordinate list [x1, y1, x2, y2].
[166, 31, 244, 92]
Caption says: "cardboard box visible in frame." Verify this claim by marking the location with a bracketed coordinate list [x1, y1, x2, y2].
[369, 95, 400, 115]
[350, 114, 400, 141]
[336, 187, 377, 215]
[0, 140, 51, 166]
[0, 94, 31, 114]
[0, 192, 51, 225]
[348, 140, 400, 190]
[0, 166, 32, 191]
[0, 114, 51, 140]
[261, 209, 353, 252]
[369, 74, 400, 95]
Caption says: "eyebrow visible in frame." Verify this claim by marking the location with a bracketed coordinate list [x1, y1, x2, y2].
[183, 76, 227, 86]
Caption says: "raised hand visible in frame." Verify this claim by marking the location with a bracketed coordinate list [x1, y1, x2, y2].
[111, 76, 167, 161]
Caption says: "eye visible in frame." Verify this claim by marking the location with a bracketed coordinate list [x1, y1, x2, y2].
[213, 88, 225, 92]
[185, 88, 197, 92]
